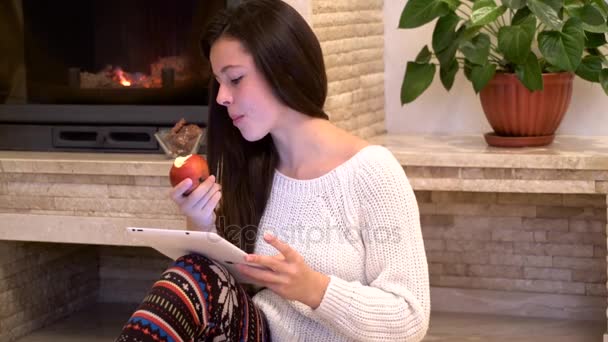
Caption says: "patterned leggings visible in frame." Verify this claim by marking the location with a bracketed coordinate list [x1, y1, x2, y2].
[116, 254, 270, 342]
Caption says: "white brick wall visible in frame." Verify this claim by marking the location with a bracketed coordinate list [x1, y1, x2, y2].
[418, 191, 607, 298]
[0, 173, 182, 219]
[0, 242, 98, 341]
[313, 0, 386, 138]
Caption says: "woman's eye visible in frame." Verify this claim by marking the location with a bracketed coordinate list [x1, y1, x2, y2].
[230, 76, 243, 85]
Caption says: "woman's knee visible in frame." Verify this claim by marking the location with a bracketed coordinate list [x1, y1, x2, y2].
[172, 253, 235, 284]
[176, 253, 217, 267]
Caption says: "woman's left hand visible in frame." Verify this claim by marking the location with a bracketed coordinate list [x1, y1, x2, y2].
[236, 232, 330, 309]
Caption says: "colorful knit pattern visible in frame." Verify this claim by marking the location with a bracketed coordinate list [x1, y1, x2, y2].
[116, 254, 270, 342]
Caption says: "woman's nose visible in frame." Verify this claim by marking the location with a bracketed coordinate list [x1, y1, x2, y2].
[216, 84, 232, 106]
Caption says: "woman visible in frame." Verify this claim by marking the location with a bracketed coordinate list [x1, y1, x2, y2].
[117, 0, 429, 341]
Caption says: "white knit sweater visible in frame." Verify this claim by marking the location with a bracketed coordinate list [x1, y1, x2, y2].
[252, 145, 430, 341]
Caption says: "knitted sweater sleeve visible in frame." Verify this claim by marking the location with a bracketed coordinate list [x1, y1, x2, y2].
[313, 148, 430, 341]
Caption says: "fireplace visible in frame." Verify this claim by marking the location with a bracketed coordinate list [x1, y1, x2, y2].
[0, 0, 236, 153]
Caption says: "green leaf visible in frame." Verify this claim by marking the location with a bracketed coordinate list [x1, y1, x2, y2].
[463, 25, 484, 41]
[586, 47, 608, 65]
[460, 33, 491, 65]
[515, 52, 544, 91]
[512, 7, 532, 25]
[564, 0, 583, 14]
[501, 0, 527, 9]
[591, 0, 608, 17]
[463, 59, 475, 80]
[511, 7, 537, 40]
[581, 4, 605, 26]
[582, 22, 608, 33]
[498, 24, 534, 64]
[543, 0, 564, 13]
[399, 0, 451, 29]
[436, 40, 460, 67]
[528, 0, 563, 30]
[575, 55, 603, 82]
[600, 68, 608, 95]
[401, 62, 437, 104]
[585, 31, 607, 48]
[473, 0, 497, 11]
[471, 4, 508, 26]
[440, 58, 459, 90]
[538, 18, 586, 71]
[567, 1, 608, 29]
[544, 64, 564, 72]
[471, 63, 497, 93]
[416, 45, 433, 63]
[520, 13, 538, 36]
[436, 26, 466, 67]
[442, 0, 461, 10]
[433, 13, 461, 52]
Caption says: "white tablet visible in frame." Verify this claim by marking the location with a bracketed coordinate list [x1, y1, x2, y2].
[126, 227, 262, 284]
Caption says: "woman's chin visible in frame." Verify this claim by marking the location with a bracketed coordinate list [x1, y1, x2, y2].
[240, 130, 266, 142]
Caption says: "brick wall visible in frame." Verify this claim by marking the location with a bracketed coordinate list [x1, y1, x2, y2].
[312, 0, 386, 138]
[0, 173, 182, 219]
[417, 191, 607, 299]
[0, 172, 183, 341]
[0, 242, 98, 341]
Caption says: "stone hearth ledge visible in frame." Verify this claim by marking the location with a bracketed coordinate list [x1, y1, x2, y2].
[370, 134, 608, 195]
[1, 134, 608, 247]
[1, 134, 608, 339]
[0, 150, 171, 176]
[1, 134, 608, 177]
[0, 151, 178, 246]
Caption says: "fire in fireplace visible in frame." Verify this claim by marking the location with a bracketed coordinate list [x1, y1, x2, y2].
[0, 0, 236, 153]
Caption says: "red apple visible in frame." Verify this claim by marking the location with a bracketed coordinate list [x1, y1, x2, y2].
[169, 154, 210, 195]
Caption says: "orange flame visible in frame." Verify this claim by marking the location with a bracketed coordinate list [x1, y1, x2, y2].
[115, 68, 132, 87]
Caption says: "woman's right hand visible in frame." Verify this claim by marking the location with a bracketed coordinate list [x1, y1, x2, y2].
[169, 175, 222, 231]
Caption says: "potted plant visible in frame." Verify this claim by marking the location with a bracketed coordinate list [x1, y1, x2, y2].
[399, 0, 608, 147]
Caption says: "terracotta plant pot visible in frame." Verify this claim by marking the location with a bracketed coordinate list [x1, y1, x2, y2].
[479, 72, 574, 147]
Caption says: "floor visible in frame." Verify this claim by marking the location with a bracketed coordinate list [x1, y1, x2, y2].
[15, 304, 606, 342]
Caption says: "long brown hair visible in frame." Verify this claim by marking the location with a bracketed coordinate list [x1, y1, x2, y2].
[201, 0, 328, 253]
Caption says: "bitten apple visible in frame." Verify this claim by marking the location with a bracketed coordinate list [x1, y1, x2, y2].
[169, 154, 210, 195]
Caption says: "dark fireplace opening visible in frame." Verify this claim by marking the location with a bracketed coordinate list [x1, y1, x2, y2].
[0, 0, 234, 153]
